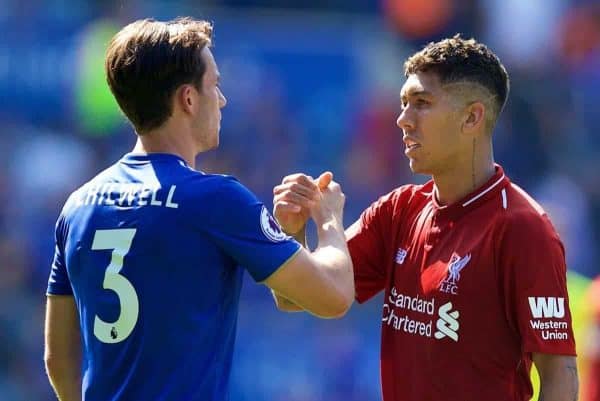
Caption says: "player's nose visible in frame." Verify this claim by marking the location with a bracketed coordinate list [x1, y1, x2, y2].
[218, 87, 227, 108]
[396, 109, 414, 132]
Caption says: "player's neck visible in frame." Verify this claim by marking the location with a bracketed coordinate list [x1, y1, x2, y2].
[132, 123, 197, 169]
[432, 152, 495, 206]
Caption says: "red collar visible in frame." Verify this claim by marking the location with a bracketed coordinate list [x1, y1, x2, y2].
[428, 164, 510, 220]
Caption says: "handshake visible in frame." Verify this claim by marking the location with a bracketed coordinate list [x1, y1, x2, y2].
[272, 172, 346, 236]
[268, 171, 353, 318]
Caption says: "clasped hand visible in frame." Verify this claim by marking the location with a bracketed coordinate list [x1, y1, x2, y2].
[273, 172, 345, 234]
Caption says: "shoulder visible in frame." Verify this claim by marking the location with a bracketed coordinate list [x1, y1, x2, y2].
[502, 183, 557, 234]
[59, 182, 93, 219]
[497, 182, 562, 251]
[183, 173, 256, 203]
[505, 182, 546, 216]
[352, 182, 431, 237]
[53, 184, 89, 240]
[368, 181, 432, 216]
[57, 163, 117, 213]
[178, 173, 262, 224]
[493, 183, 567, 282]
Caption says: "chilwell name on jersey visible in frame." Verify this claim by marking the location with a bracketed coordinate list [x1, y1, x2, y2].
[74, 183, 180, 209]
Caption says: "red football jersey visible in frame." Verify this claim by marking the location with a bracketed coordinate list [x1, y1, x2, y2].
[347, 165, 576, 401]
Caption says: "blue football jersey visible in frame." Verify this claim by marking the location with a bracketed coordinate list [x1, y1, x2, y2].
[47, 153, 301, 401]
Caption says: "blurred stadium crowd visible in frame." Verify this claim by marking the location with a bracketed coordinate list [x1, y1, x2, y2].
[1, 0, 599, 400]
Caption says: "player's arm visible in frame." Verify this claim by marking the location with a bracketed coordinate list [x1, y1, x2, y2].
[271, 290, 304, 312]
[499, 210, 579, 401]
[270, 224, 355, 313]
[270, 173, 348, 314]
[264, 223, 353, 318]
[270, 173, 320, 312]
[533, 353, 578, 401]
[44, 295, 82, 401]
[264, 174, 354, 318]
[270, 223, 307, 312]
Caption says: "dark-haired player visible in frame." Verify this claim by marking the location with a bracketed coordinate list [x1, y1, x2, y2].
[273, 35, 578, 401]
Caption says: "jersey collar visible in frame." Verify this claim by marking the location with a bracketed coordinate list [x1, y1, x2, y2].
[430, 164, 510, 220]
[120, 152, 189, 167]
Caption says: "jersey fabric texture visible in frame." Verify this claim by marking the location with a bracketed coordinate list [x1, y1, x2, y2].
[347, 165, 576, 401]
[47, 153, 300, 401]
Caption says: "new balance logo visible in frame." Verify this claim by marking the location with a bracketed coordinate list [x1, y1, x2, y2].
[395, 248, 407, 264]
[528, 297, 565, 318]
[434, 302, 459, 342]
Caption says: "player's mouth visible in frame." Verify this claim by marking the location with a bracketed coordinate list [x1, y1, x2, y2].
[403, 137, 421, 155]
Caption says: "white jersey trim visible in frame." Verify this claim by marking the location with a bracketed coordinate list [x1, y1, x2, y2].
[462, 174, 505, 207]
[501, 188, 507, 209]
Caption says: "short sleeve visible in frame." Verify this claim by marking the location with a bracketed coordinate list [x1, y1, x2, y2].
[347, 193, 394, 304]
[499, 212, 576, 356]
[47, 214, 73, 295]
[204, 177, 301, 282]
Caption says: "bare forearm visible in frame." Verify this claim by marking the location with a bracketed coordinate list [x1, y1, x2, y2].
[273, 226, 309, 312]
[536, 356, 579, 401]
[45, 295, 82, 401]
[538, 377, 578, 401]
[291, 225, 308, 248]
[277, 222, 354, 313]
[313, 220, 354, 303]
[46, 356, 81, 401]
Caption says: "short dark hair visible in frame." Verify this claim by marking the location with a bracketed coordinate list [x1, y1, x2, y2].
[404, 34, 510, 127]
[105, 17, 213, 134]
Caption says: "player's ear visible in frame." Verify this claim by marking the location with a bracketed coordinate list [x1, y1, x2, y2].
[461, 101, 485, 135]
[177, 84, 197, 115]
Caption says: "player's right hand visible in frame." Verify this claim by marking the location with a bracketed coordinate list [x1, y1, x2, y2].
[310, 172, 345, 227]
[273, 173, 329, 234]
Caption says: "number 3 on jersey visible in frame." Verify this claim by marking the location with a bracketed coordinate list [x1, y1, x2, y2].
[91, 228, 139, 344]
